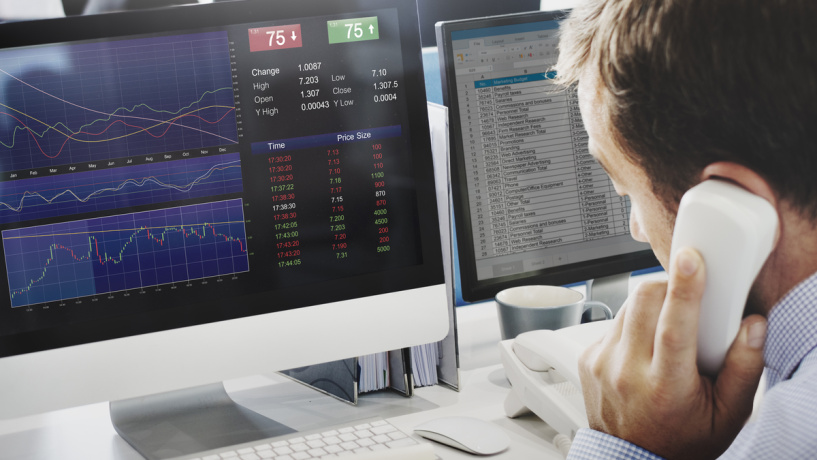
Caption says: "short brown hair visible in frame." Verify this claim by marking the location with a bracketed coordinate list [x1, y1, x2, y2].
[556, 0, 817, 218]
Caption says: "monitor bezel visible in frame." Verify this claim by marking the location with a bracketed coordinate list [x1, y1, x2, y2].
[437, 10, 658, 303]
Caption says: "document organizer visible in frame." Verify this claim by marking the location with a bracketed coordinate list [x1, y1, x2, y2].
[279, 349, 414, 403]
[280, 102, 460, 403]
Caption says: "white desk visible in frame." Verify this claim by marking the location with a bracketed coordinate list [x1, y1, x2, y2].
[0, 273, 665, 460]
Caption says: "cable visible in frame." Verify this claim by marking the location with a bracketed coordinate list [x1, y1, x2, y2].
[553, 433, 573, 458]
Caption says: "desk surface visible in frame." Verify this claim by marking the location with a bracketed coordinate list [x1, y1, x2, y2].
[0, 273, 664, 460]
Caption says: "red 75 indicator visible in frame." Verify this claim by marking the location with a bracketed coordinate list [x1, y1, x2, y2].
[248, 24, 303, 52]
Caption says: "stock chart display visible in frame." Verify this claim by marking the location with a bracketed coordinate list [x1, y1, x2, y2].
[0, 7, 425, 335]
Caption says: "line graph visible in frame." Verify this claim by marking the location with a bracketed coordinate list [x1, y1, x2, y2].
[0, 153, 243, 224]
[0, 31, 238, 170]
[3, 199, 249, 308]
[0, 92, 235, 158]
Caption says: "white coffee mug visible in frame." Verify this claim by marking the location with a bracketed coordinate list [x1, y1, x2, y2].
[495, 285, 613, 340]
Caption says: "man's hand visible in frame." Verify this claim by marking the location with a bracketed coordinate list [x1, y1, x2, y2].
[579, 248, 767, 459]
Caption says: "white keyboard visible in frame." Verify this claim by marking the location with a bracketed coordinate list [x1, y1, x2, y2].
[176, 418, 426, 460]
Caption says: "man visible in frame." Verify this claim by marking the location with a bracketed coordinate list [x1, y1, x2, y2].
[554, 0, 817, 458]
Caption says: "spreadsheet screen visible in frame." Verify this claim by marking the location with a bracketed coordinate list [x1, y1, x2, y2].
[449, 20, 649, 281]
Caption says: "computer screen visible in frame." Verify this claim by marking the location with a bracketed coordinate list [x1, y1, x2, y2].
[0, 0, 447, 429]
[437, 11, 657, 303]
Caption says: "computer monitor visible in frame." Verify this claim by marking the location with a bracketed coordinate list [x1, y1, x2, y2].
[437, 11, 658, 306]
[0, 0, 448, 456]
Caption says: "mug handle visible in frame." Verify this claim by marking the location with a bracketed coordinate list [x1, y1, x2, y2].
[583, 300, 613, 321]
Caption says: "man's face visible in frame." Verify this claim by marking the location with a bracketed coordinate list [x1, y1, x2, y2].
[577, 73, 677, 269]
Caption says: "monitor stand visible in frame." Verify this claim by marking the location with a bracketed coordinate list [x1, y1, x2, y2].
[583, 272, 631, 322]
[110, 382, 295, 460]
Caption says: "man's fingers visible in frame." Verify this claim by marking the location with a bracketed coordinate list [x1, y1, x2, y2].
[714, 315, 767, 425]
[653, 247, 707, 377]
[619, 280, 666, 359]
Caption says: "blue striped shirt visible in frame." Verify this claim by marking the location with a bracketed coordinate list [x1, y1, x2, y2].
[567, 271, 817, 459]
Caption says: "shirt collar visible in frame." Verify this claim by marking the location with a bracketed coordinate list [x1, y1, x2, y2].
[764, 271, 817, 386]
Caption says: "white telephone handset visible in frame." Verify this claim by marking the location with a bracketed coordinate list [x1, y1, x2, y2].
[500, 180, 778, 439]
[671, 180, 777, 374]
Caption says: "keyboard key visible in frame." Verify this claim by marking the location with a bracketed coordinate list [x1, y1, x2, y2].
[290, 443, 309, 452]
[372, 435, 390, 444]
[387, 437, 417, 449]
[355, 429, 374, 439]
[306, 439, 326, 449]
[307, 447, 328, 457]
[274, 446, 294, 456]
[357, 438, 375, 448]
[340, 441, 360, 451]
[371, 425, 396, 435]
[323, 436, 342, 445]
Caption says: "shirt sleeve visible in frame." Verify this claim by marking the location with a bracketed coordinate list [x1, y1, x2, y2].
[566, 428, 666, 460]
[718, 352, 817, 459]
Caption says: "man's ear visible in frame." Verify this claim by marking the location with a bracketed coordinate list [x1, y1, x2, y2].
[701, 162, 782, 247]
[701, 162, 778, 209]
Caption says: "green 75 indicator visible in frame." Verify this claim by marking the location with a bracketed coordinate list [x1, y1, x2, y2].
[327, 17, 379, 44]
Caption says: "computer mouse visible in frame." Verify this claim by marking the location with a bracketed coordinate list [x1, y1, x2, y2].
[414, 416, 510, 455]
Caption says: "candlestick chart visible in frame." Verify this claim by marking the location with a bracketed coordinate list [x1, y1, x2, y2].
[2, 199, 249, 308]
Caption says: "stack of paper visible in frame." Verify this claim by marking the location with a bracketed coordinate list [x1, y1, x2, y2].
[358, 352, 390, 393]
[411, 342, 440, 387]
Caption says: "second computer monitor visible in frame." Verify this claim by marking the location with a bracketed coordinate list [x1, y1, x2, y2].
[437, 11, 657, 303]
